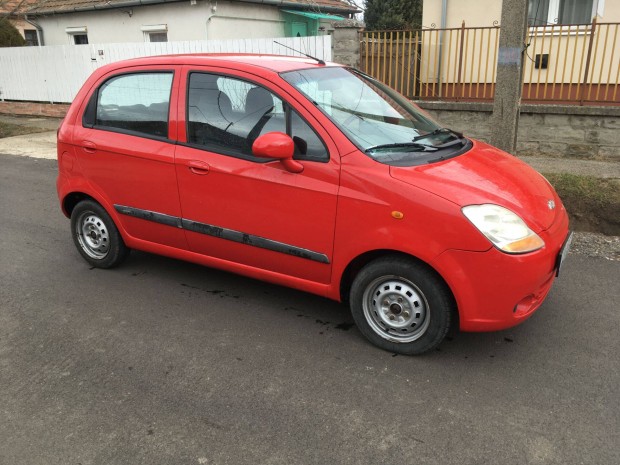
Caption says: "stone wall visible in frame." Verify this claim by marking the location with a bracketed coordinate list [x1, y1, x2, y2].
[417, 102, 620, 161]
[331, 21, 363, 68]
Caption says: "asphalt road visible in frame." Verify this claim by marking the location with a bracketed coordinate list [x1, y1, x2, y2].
[1, 155, 619, 465]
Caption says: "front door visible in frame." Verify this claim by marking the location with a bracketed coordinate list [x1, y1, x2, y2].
[174, 68, 340, 284]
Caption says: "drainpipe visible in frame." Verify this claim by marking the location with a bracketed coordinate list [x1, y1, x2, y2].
[24, 15, 44, 46]
[436, 0, 448, 96]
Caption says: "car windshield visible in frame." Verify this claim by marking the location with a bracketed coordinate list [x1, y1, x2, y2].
[281, 67, 468, 165]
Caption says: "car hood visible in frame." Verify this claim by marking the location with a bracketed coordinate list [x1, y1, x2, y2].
[389, 140, 559, 232]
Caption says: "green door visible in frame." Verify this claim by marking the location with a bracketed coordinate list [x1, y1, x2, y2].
[292, 21, 308, 37]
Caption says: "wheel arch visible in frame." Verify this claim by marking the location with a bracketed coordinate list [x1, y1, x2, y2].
[62, 192, 99, 217]
[339, 249, 459, 325]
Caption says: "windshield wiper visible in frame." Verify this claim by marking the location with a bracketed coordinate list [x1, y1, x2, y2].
[365, 142, 438, 153]
[412, 127, 464, 143]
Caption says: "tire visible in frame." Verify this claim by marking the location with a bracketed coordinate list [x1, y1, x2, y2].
[71, 200, 129, 269]
[349, 256, 455, 355]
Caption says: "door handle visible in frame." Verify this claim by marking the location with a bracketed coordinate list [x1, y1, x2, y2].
[81, 141, 97, 154]
[188, 160, 210, 175]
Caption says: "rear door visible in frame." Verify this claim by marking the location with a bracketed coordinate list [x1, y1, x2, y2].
[174, 66, 341, 284]
[73, 66, 187, 249]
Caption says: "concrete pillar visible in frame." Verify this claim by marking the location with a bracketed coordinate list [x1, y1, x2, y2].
[490, 0, 529, 154]
[331, 20, 364, 68]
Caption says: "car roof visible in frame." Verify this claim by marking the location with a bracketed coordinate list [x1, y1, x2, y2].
[105, 54, 342, 73]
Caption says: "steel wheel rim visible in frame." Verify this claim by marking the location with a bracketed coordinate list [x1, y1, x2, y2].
[362, 276, 430, 343]
[75, 212, 110, 260]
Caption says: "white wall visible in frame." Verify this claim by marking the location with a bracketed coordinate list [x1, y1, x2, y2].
[206, 2, 285, 39]
[36, 1, 285, 46]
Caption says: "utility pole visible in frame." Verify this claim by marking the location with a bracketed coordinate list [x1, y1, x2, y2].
[491, 0, 529, 154]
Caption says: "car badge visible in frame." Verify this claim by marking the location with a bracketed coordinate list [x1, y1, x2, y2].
[547, 200, 556, 210]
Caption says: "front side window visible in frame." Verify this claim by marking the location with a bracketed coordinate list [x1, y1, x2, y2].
[95, 72, 173, 138]
[187, 73, 328, 162]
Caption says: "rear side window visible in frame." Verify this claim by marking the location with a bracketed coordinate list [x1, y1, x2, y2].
[94, 72, 173, 138]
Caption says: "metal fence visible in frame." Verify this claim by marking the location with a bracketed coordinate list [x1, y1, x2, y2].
[360, 20, 620, 106]
[0, 35, 332, 103]
[523, 19, 619, 105]
[361, 25, 500, 101]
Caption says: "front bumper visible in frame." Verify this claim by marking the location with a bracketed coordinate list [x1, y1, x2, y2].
[431, 209, 570, 332]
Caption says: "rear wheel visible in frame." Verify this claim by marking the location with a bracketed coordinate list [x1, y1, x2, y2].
[350, 256, 454, 355]
[71, 200, 129, 268]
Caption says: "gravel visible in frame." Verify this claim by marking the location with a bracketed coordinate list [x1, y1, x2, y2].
[570, 231, 620, 261]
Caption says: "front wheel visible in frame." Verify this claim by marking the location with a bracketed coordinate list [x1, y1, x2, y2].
[350, 256, 455, 355]
[71, 200, 129, 268]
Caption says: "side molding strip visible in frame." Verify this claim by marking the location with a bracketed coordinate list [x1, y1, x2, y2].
[114, 204, 330, 264]
[114, 205, 182, 229]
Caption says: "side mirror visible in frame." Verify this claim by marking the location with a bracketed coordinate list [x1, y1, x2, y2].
[252, 132, 304, 173]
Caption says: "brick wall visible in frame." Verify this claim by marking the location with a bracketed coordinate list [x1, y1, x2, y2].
[0, 101, 70, 118]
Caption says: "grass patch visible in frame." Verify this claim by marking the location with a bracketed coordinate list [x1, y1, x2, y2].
[543, 172, 620, 236]
[0, 121, 49, 139]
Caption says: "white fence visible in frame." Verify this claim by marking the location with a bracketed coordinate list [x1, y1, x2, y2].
[0, 35, 332, 104]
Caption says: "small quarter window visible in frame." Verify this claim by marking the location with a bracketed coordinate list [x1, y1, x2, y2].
[290, 111, 328, 161]
[95, 73, 173, 138]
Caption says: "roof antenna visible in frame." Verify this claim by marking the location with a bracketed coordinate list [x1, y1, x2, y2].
[273, 41, 325, 65]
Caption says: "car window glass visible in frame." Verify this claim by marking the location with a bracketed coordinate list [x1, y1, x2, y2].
[187, 73, 285, 158]
[290, 111, 328, 161]
[96, 73, 173, 138]
[187, 73, 327, 162]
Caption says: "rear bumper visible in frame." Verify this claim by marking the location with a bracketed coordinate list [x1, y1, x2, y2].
[431, 210, 570, 332]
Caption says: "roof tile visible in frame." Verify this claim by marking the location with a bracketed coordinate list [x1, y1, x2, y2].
[27, 0, 358, 15]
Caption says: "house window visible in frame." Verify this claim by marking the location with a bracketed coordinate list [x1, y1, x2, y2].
[148, 32, 168, 43]
[528, 0, 597, 26]
[73, 34, 89, 45]
[66, 26, 88, 45]
[24, 30, 39, 46]
[141, 24, 168, 43]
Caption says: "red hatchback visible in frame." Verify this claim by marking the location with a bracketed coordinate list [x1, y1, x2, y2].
[57, 54, 572, 354]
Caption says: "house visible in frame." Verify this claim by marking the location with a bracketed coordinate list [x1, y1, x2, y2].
[414, 0, 620, 103]
[422, 0, 619, 28]
[25, 0, 359, 46]
[1, 0, 40, 45]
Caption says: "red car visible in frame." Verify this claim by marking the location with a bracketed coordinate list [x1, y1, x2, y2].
[56, 54, 572, 354]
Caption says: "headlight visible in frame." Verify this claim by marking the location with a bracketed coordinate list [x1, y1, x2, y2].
[462, 204, 544, 254]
